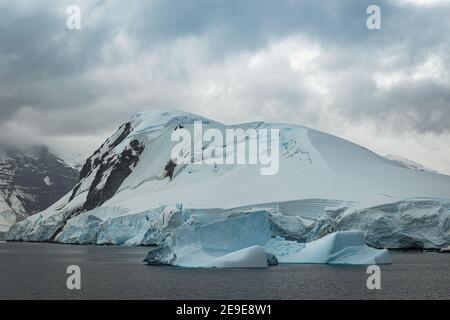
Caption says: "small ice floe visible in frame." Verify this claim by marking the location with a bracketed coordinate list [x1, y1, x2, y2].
[440, 245, 450, 253]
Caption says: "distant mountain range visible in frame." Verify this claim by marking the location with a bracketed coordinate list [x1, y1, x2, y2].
[0, 145, 79, 236]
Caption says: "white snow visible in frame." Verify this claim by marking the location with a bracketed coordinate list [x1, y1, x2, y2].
[105, 111, 450, 210]
[43, 176, 53, 186]
[385, 154, 437, 173]
[58, 153, 86, 171]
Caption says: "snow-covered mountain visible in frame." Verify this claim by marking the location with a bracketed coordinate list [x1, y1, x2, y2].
[7, 110, 450, 250]
[0, 146, 79, 236]
[58, 153, 86, 172]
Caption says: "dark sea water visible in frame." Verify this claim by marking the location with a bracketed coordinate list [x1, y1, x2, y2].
[0, 241, 449, 300]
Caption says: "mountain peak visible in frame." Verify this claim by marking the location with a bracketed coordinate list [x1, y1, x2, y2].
[129, 109, 216, 133]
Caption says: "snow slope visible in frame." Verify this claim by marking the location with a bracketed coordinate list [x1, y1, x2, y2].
[7, 109, 450, 250]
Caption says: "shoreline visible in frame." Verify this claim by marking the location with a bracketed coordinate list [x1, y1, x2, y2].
[4, 239, 450, 253]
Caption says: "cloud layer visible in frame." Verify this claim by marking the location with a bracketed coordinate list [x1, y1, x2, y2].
[1, 0, 450, 173]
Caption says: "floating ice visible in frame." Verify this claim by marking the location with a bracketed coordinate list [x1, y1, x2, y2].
[265, 231, 392, 265]
[203, 246, 268, 268]
[144, 210, 391, 268]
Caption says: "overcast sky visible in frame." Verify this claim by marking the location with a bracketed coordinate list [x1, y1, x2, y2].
[1, 0, 450, 173]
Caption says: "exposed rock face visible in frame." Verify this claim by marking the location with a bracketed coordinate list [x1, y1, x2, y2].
[0, 145, 79, 234]
[66, 121, 144, 214]
[48, 136, 145, 241]
[78, 122, 132, 182]
[83, 139, 144, 211]
[164, 160, 177, 179]
[79, 159, 92, 182]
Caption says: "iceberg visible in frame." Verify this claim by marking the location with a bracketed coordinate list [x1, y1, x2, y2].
[143, 210, 391, 268]
[154, 210, 272, 268]
[203, 246, 268, 268]
[440, 245, 450, 253]
[265, 231, 392, 265]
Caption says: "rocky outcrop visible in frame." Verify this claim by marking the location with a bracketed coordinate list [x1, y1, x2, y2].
[83, 139, 144, 211]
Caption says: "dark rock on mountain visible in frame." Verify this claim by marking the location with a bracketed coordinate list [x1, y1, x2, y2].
[0, 145, 79, 234]
[83, 139, 144, 211]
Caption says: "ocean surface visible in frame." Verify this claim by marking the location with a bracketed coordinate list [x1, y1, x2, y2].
[0, 241, 449, 300]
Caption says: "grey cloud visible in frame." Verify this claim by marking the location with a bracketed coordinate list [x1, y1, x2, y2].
[130, 0, 377, 54]
[332, 71, 450, 134]
[378, 81, 450, 134]
[0, 0, 450, 172]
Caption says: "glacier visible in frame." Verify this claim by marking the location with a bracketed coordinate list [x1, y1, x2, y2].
[8, 196, 450, 251]
[6, 109, 450, 264]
